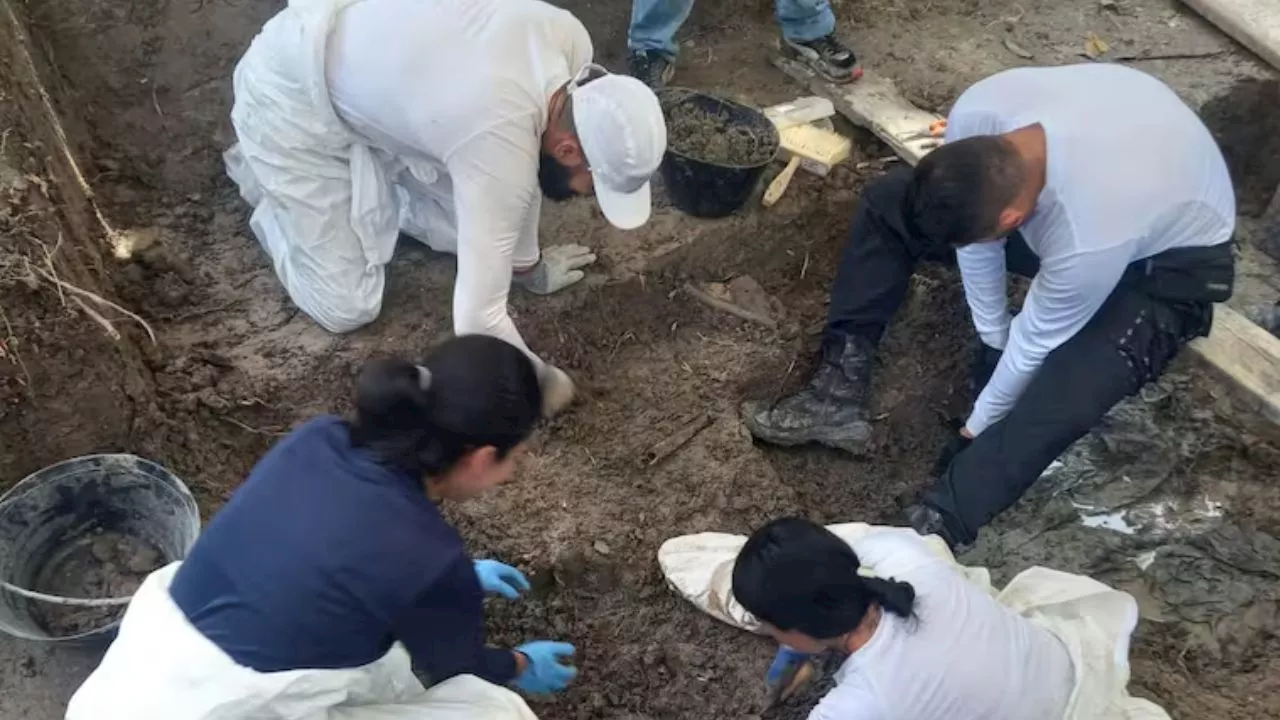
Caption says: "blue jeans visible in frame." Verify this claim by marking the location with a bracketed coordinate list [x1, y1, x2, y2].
[629, 0, 836, 57]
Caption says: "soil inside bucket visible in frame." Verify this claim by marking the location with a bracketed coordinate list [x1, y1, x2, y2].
[667, 103, 776, 166]
[31, 532, 164, 637]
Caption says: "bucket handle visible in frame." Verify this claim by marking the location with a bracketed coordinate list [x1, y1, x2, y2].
[0, 579, 132, 607]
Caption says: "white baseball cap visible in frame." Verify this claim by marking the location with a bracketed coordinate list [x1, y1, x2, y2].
[570, 66, 667, 230]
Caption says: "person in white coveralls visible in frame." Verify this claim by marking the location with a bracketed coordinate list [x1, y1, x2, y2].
[224, 0, 667, 415]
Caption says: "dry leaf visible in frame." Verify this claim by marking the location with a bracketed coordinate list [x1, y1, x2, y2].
[1084, 32, 1110, 59]
[1003, 36, 1035, 59]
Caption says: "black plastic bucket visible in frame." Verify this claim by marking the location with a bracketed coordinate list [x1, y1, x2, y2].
[659, 89, 780, 218]
[0, 454, 200, 642]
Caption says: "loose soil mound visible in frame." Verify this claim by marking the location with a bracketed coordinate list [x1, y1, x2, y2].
[666, 100, 778, 167]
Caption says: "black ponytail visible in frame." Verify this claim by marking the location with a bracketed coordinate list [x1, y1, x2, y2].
[732, 518, 916, 640]
[349, 335, 542, 477]
[857, 576, 916, 621]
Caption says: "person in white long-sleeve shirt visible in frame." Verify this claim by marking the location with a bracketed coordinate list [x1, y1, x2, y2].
[732, 519, 1077, 719]
[225, 0, 667, 414]
[743, 64, 1235, 548]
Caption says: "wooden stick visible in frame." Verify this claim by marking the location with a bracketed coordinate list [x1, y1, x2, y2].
[642, 414, 714, 467]
[684, 283, 777, 329]
[1112, 49, 1226, 62]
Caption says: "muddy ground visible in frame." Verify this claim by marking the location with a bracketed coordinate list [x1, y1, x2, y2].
[1, 0, 1279, 718]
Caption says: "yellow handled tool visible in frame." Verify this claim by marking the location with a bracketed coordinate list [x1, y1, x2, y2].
[762, 156, 803, 208]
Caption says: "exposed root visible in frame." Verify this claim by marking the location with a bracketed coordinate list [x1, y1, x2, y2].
[0, 299, 33, 394]
[37, 232, 65, 306]
[28, 262, 157, 344]
[215, 415, 287, 437]
[1, 0, 128, 257]
[71, 295, 121, 340]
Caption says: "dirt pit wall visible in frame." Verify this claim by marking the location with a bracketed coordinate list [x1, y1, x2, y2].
[0, 0, 156, 486]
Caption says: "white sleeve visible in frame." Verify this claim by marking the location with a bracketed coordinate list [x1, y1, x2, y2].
[965, 245, 1130, 435]
[808, 679, 888, 720]
[957, 240, 1012, 349]
[945, 106, 1013, 349]
[446, 119, 545, 368]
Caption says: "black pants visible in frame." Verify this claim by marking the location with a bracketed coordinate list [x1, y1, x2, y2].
[827, 169, 1221, 545]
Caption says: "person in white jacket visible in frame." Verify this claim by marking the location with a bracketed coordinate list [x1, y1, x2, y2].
[741, 64, 1234, 548]
[225, 0, 667, 413]
[657, 519, 1171, 719]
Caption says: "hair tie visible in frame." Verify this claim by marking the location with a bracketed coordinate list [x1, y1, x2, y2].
[856, 566, 878, 580]
[415, 365, 432, 391]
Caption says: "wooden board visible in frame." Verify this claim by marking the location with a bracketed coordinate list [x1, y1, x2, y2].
[1190, 305, 1280, 423]
[773, 58, 944, 164]
[1182, 0, 1280, 71]
[774, 56, 1280, 425]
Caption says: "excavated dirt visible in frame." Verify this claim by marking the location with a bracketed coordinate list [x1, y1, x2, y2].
[31, 532, 162, 637]
[1201, 78, 1280, 217]
[666, 101, 778, 166]
[2, 0, 1280, 719]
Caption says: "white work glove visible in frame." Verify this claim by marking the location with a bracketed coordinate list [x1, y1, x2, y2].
[539, 364, 576, 417]
[513, 244, 597, 295]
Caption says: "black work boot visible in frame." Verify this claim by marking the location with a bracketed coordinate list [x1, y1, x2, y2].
[627, 50, 676, 90]
[741, 335, 873, 453]
[781, 34, 862, 84]
[906, 503, 970, 555]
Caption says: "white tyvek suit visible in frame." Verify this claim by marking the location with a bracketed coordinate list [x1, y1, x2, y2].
[224, 0, 393, 334]
[224, 0, 591, 349]
[659, 523, 1171, 720]
[65, 564, 537, 720]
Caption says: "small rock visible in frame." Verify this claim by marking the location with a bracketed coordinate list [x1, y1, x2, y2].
[727, 275, 785, 321]
[125, 545, 161, 574]
[90, 535, 117, 563]
[593, 540, 612, 556]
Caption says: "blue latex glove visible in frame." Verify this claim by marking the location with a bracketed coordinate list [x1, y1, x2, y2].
[766, 646, 813, 705]
[473, 559, 531, 600]
[514, 641, 577, 694]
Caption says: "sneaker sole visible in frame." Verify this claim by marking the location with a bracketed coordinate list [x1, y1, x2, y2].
[741, 410, 871, 454]
[777, 43, 863, 85]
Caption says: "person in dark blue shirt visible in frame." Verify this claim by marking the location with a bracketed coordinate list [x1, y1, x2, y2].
[69, 335, 574, 720]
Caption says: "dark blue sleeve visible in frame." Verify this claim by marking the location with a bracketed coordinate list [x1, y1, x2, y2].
[394, 554, 518, 685]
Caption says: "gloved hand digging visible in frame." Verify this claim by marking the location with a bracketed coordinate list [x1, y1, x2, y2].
[473, 559, 530, 600]
[514, 641, 577, 694]
[513, 244, 597, 295]
[538, 364, 576, 417]
[765, 645, 819, 706]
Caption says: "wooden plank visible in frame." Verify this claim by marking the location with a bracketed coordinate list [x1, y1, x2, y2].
[774, 56, 1280, 425]
[1182, 0, 1280, 72]
[1190, 305, 1280, 423]
[773, 58, 943, 164]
